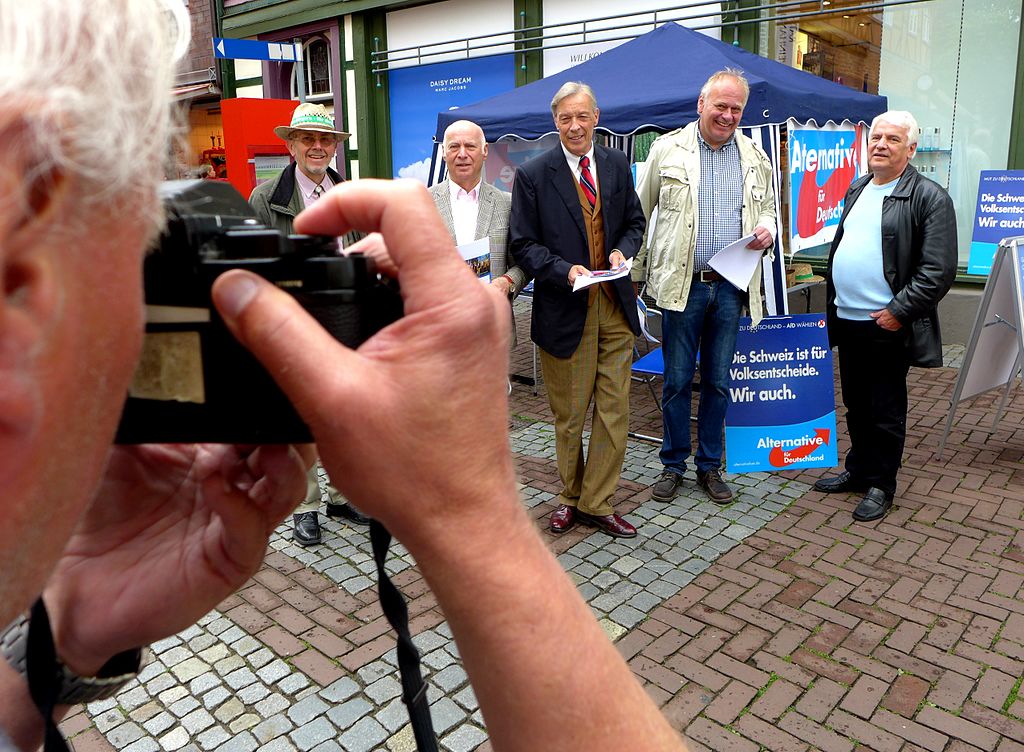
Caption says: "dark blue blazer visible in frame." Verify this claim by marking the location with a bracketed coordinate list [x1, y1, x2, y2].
[509, 144, 646, 358]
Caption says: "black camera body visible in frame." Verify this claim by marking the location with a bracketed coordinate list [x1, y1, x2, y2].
[116, 180, 402, 444]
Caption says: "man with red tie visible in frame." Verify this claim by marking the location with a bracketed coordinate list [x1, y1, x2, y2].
[510, 82, 646, 538]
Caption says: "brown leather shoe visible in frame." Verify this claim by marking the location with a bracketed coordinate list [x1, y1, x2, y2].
[576, 511, 637, 538]
[696, 468, 733, 504]
[549, 504, 576, 534]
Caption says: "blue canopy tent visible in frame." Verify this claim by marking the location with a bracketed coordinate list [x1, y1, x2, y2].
[431, 22, 887, 315]
[435, 22, 886, 141]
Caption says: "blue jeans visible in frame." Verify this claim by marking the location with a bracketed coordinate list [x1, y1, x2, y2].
[660, 280, 744, 475]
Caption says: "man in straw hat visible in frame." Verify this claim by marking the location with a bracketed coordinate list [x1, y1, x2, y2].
[250, 102, 350, 235]
[250, 102, 369, 545]
[815, 110, 956, 522]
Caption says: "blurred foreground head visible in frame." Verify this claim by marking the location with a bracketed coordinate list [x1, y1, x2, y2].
[0, 0, 189, 621]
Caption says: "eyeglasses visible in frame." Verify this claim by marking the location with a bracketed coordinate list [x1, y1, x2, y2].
[294, 134, 338, 147]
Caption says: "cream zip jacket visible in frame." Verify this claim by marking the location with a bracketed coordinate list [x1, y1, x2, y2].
[632, 122, 776, 325]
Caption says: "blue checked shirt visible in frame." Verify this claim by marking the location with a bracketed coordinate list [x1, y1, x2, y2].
[694, 130, 743, 272]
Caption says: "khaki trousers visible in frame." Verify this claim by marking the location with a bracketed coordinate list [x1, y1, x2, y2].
[539, 293, 633, 517]
[296, 463, 343, 513]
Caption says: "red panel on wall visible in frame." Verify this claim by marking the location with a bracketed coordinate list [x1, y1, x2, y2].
[222, 98, 296, 199]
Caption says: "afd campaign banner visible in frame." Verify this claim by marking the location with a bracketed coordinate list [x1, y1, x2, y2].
[788, 121, 866, 254]
[388, 55, 514, 183]
[725, 314, 838, 473]
[967, 170, 1024, 275]
[484, 135, 560, 192]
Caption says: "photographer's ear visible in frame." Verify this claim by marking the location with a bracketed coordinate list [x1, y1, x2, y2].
[0, 115, 70, 382]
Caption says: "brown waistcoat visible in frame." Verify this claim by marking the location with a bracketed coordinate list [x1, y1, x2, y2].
[574, 176, 615, 304]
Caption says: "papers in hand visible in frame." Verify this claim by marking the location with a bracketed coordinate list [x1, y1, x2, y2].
[708, 233, 761, 291]
[572, 257, 633, 292]
[458, 238, 491, 283]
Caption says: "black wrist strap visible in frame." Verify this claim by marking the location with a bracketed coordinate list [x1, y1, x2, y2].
[26, 599, 70, 752]
[370, 520, 438, 752]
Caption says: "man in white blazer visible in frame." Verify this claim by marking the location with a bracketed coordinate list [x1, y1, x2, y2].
[430, 120, 527, 345]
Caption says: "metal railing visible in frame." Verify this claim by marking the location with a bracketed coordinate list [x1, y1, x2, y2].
[369, 0, 927, 73]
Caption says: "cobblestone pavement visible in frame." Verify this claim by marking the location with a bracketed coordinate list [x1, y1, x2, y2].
[64, 309, 1024, 751]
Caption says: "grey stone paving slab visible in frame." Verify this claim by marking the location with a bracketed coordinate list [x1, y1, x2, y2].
[218, 732, 258, 752]
[256, 694, 291, 717]
[196, 725, 230, 750]
[122, 739, 160, 752]
[289, 695, 331, 726]
[319, 677, 360, 704]
[441, 725, 488, 752]
[365, 676, 402, 704]
[290, 716, 337, 751]
[338, 716, 387, 752]
[325, 698, 372, 730]
[375, 697, 410, 733]
[109, 722, 146, 749]
[142, 711, 174, 736]
[260, 739, 298, 752]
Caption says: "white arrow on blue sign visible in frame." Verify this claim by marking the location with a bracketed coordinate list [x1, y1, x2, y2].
[212, 37, 303, 62]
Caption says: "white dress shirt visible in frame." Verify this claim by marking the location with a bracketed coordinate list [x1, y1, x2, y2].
[560, 141, 599, 196]
[448, 180, 481, 246]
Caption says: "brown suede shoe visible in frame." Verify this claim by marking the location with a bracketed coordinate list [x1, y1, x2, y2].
[696, 468, 733, 504]
[549, 504, 576, 534]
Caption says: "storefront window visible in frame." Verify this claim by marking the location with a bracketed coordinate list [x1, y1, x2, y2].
[880, 0, 1020, 267]
[783, 0, 1020, 267]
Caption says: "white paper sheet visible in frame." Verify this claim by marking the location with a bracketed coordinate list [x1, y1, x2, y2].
[707, 233, 761, 291]
[572, 258, 633, 292]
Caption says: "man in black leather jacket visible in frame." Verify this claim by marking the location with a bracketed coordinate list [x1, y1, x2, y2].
[814, 110, 957, 522]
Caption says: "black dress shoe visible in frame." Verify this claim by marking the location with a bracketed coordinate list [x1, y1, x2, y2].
[325, 502, 371, 526]
[814, 471, 869, 494]
[293, 511, 322, 546]
[549, 504, 576, 534]
[852, 488, 894, 522]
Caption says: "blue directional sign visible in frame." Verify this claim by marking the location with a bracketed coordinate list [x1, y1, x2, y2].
[212, 38, 301, 63]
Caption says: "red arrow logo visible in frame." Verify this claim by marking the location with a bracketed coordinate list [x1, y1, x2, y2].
[768, 428, 831, 467]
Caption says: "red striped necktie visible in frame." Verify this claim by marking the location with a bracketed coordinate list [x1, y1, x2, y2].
[579, 155, 597, 207]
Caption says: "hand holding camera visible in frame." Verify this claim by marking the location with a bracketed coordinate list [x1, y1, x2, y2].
[117, 180, 402, 444]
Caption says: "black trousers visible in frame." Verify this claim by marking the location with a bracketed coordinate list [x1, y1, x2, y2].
[835, 318, 910, 498]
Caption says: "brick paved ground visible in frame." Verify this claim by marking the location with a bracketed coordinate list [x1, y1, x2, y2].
[64, 300, 1024, 752]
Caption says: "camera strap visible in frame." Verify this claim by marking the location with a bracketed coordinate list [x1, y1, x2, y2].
[25, 598, 70, 752]
[369, 520, 439, 752]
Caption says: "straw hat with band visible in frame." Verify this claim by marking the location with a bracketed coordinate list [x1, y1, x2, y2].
[273, 103, 350, 141]
[788, 262, 825, 285]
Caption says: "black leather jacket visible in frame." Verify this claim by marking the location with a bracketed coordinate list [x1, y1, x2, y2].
[826, 164, 958, 367]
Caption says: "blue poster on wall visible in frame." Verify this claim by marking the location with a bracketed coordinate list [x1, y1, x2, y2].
[725, 314, 838, 473]
[388, 55, 514, 183]
[967, 170, 1024, 275]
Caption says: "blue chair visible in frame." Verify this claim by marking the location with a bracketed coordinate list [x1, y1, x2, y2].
[632, 346, 664, 406]
[630, 294, 665, 445]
